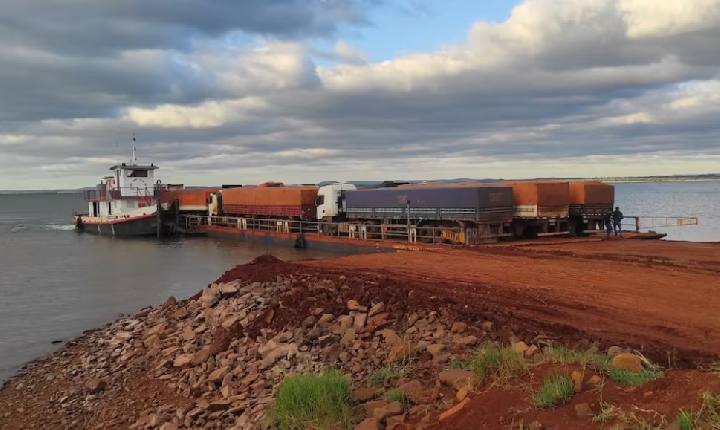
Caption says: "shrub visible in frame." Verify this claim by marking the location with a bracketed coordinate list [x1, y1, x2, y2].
[467, 343, 528, 381]
[384, 388, 409, 407]
[532, 374, 575, 408]
[366, 363, 415, 388]
[270, 370, 353, 430]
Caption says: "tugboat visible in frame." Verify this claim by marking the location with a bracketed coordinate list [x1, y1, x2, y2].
[73, 145, 165, 237]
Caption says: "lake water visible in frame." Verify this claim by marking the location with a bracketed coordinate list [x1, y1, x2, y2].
[0, 181, 718, 382]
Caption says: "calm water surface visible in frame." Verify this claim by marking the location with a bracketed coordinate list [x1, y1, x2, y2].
[0, 181, 718, 382]
[0, 193, 340, 382]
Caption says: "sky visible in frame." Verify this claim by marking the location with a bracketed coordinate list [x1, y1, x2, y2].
[2, 0, 720, 189]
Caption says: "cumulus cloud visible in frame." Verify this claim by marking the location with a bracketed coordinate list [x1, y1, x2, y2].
[2, 0, 720, 189]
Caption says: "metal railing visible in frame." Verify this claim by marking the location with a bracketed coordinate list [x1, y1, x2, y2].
[179, 215, 510, 245]
[627, 216, 699, 232]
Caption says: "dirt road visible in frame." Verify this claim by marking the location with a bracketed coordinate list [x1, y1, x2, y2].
[302, 240, 720, 366]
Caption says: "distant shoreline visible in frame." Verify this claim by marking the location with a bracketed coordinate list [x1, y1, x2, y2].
[1, 177, 718, 194]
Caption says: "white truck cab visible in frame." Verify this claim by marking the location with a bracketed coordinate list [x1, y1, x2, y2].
[316, 183, 357, 221]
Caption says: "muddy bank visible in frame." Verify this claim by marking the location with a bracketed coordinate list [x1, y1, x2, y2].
[1, 253, 719, 430]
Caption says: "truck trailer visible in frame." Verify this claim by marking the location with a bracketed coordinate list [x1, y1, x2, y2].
[568, 181, 615, 235]
[501, 181, 571, 239]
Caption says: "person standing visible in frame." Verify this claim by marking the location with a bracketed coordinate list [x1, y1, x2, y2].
[612, 206, 624, 237]
[604, 210, 613, 238]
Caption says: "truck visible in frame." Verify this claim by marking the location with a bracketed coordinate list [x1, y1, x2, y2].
[205, 183, 513, 243]
[501, 181, 571, 239]
[568, 181, 615, 235]
[341, 185, 514, 244]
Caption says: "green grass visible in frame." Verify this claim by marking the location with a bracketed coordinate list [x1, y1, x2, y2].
[465, 343, 529, 381]
[531, 374, 576, 409]
[545, 347, 663, 387]
[676, 410, 696, 430]
[544, 347, 610, 370]
[270, 370, 353, 430]
[607, 367, 662, 386]
[384, 388, 409, 408]
[592, 402, 618, 423]
[366, 363, 416, 388]
[699, 392, 720, 427]
[620, 413, 667, 430]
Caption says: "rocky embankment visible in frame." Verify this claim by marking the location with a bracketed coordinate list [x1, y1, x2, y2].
[0, 255, 716, 430]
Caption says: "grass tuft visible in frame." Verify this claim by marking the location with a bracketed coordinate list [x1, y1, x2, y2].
[607, 367, 662, 386]
[531, 374, 575, 409]
[384, 388, 409, 408]
[676, 410, 696, 430]
[545, 347, 663, 387]
[467, 343, 529, 381]
[270, 370, 353, 430]
[699, 392, 720, 427]
[621, 413, 667, 430]
[544, 347, 610, 370]
[592, 402, 618, 423]
[366, 363, 416, 388]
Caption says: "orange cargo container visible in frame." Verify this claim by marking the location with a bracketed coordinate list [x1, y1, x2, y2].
[568, 181, 614, 205]
[221, 187, 318, 218]
[161, 188, 219, 211]
[502, 181, 570, 218]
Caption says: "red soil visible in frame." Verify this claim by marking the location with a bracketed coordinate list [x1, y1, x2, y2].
[436, 366, 720, 430]
[302, 240, 720, 367]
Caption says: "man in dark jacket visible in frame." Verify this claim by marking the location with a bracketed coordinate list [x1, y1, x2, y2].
[612, 207, 624, 237]
[604, 210, 613, 238]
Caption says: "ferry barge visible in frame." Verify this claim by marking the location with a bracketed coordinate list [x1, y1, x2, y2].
[73, 149, 164, 237]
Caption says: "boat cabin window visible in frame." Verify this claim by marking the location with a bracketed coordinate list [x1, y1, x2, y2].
[129, 170, 148, 178]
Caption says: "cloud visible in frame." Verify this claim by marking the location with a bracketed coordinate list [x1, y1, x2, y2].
[3, 0, 720, 189]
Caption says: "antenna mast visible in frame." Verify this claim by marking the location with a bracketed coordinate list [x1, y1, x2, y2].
[132, 133, 137, 165]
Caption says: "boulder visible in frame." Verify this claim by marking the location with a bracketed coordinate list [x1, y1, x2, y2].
[611, 353, 643, 373]
[192, 348, 213, 366]
[209, 366, 229, 384]
[606, 346, 623, 357]
[451, 322, 468, 333]
[348, 300, 368, 312]
[354, 387, 377, 403]
[145, 323, 167, 338]
[201, 286, 221, 308]
[354, 313, 368, 329]
[587, 375, 602, 386]
[438, 369, 474, 390]
[571, 371, 583, 393]
[173, 354, 194, 367]
[575, 403, 591, 418]
[86, 377, 107, 394]
[373, 401, 403, 422]
[512, 341, 529, 355]
[382, 330, 402, 346]
[209, 400, 231, 412]
[363, 400, 388, 417]
[368, 302, 385, 317]
[454, 336, 478, 346]
[426, 344, 445, 356]
[159, 423, 178, 430]
[525, 345, 539, 357]
[355, 418, 379, 430]
[399, 380, 433, 405]
[219, 283, 238, 295]
[386, 414, 406, 429]
[456, 387, 468, 402]
[341, 329, 357, 347]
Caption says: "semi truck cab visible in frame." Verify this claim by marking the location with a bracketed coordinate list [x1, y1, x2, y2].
[316, 183, 357, 221]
